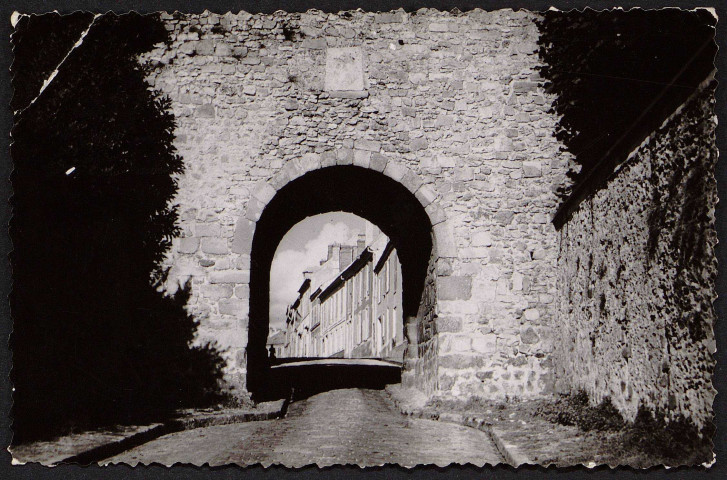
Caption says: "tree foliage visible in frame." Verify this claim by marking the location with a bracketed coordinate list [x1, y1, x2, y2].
[11, 13, 227, 443]
[536, 9, 717, 195]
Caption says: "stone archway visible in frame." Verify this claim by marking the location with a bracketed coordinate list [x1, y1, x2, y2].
[232, 154, 457, 396]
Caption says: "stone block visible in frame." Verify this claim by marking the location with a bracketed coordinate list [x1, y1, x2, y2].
[251, 181, 277, 205]
[435, 115, 454, 127]
[438, 300, 479, 315]
[494, 210, 515, 226]
[512, 272, 524, 291]
[532, 248, 547, 260]
[241, 55, 261, 65]
[352, 149, 371, 168]
[320, 151, 338, 168]
[425, 202, 446, 225]
[411, 137, 428, 152]
[472, 334, 497, 354]
[215, 43, 231, 56]
[210, 271, 250, 284]
[472, 231, 493, 247]
[409, 73, 426, 84]
[415, 183, 437, 207]
[442, 334, 472, 353]
[439, 354, 484, 369]
[521, 327, 540, 344]
[494, 136, 513, 152]
[201, 238, 228, 255]
[476, 371, 495, 380]
[437, 316, 463, 333]
[335, 148, 354, 165]
[219, 299, 247, 316]
[235, 255, 251, 270]
[303, 37, 327, 50]
[245, 197, 266, 222]
[369, 153, 388, 172]
[532, 212, 549, 224]
[401, 170, 423, 194]
[438, 276, 472, 300]
[284, 99, 299, 111]
[454, 167, 474, 182]
[202, 284, 233, 299]
[437, 258, 453, 276]
[354, 139, 381, 152]
[429, 23, 449, 32]
[196, 104, 215, 118]
[471, 280, 496, 302]
[325, 47, 364, 92]
[179, 237, 199, 254]
[232, 219, 255, 255]
[298, 153, 322, 172]
[375, 12, 404, 23]
[524, 308, 540, 321]
[512, 81, 539, 94]
[383, 161, 407, 182]
[433, 223, 458, 258]
[235, 284, 250, 299]
[194, 39, 215, 55]
[195, 223, 221, 237]
[523, 161, 542, 178]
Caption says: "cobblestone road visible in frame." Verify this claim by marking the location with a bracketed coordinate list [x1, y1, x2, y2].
[107, 388, 503, 467]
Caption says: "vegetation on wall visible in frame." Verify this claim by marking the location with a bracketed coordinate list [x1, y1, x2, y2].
[536, 9, 717, 200]
[11, 13, 227, 443]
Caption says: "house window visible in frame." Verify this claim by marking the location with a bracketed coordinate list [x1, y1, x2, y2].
[392, 259, 397, 293]
[384, 261, 390, 293]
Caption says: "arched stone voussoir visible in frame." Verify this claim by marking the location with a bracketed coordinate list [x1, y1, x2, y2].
[232, 217, 256, 256]
[251, 180, 277, 206]
[268, 154, 323, 191]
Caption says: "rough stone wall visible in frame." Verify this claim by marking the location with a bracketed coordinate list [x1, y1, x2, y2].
[554, 83, 717, 429]
[144, 9, 569, 399]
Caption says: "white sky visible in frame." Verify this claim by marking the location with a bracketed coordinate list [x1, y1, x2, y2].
[269, 212, 370, 329]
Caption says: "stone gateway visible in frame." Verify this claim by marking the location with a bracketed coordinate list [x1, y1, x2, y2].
[143, 9, 716, 430]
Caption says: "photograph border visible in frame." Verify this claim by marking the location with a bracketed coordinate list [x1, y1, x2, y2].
[1, 0, 725, 478]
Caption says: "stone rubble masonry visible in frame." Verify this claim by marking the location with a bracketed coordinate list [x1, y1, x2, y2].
[146, 9, 570, 400]
[554, 83, 717, 430]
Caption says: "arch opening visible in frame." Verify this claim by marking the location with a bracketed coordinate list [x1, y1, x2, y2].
[247, 166, 435, 397]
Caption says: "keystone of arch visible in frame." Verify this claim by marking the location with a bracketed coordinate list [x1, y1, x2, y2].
[233, 152, 456, 258]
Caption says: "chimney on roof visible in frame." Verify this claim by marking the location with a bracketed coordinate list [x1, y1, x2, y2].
[356, 233, 366, 256]
[339, 245, 354, 271]
[323, 243, 340, 269]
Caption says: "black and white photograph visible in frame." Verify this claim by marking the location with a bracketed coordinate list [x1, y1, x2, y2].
[4, 4, 721, 469]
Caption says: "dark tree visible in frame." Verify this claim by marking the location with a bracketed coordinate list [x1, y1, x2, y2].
[11, 13, 227, 443]
[536, 9, 717, 199]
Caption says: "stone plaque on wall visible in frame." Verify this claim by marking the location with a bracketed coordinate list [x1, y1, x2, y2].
[325, 47, 365, 92]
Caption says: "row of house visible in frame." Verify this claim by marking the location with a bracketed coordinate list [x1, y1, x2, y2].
[282, 225, 404, 362]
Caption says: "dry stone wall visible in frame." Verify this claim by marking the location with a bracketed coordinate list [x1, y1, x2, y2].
[144, 9, 569, 399]
[554, 83, 717, 429]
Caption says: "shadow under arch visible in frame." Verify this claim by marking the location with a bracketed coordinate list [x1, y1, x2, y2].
[247, 165, 434, 397]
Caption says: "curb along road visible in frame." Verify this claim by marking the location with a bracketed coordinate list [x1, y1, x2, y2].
[386, 392, 531, 467]
[59, 398, 289, 465]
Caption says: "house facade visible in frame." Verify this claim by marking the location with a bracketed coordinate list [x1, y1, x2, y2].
[284, 228, 404, 362]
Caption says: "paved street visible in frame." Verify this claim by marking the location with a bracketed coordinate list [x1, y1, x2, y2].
[107, 388, 503, 467]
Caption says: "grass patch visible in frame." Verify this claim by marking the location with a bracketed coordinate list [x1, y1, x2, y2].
[536, 391, 713, 466]
[536, 390, 624, 432]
